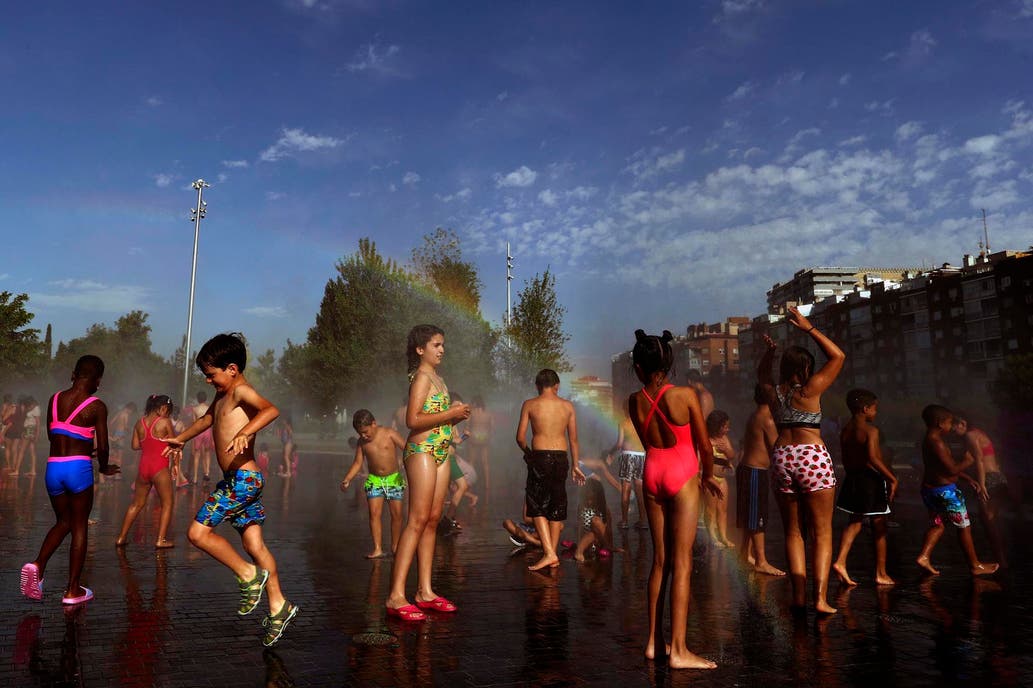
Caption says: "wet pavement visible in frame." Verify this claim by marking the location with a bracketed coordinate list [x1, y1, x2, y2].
[1, 447, 1031, 687]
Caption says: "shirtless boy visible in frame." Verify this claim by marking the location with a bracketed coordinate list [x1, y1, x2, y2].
[515, 369, 585, 571]
[163, 333, 298, 646]
[341, 409, 407, 559]
[737, 384, 785, 576]
[915, 404, 998, 578]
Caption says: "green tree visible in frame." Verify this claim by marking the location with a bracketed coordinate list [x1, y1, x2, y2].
[0, 291, 46, 385]
[503, 268, 572, 380]
[411, 228, 483, 312]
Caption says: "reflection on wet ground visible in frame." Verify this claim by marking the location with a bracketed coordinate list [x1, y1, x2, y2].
[0, 450, 1030, 686]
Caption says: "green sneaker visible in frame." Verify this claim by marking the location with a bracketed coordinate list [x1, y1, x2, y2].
[262, 602, 299, 647]
[237, 568, 269, 616]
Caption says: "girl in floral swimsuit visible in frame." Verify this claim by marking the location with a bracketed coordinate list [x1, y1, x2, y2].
[385, 324, 470, 622]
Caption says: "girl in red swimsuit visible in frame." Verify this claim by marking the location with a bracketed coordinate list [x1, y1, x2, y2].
[116, 395, 176, 549]
[628, 330, 722, 670]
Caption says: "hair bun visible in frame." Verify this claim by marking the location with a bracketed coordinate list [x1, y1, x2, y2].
[661, 330, 674, 343]
[634, 329, 647, 342]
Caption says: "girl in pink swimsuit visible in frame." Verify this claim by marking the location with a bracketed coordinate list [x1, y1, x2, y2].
[116, 395, 176, 549]
[628, 329, 721, 671]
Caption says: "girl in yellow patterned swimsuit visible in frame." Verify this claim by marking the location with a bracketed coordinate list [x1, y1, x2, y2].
[385, 325, 470, 622]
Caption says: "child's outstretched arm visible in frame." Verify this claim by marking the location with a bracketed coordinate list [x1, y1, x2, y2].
[865, 426, 898, 502]
[225, 385, 279, 456]
[163, 403, 215, 454]
[931, 434, 974, 478]
[340, 444, 365, 491]
[568, 405, 585, 486]
[962, 432, 989, 502]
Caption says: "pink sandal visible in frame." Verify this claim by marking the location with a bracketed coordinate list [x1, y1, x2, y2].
[61, 587, 93, 605]
[415, 596, 457, 613]
[20, 563, 43, 601]
[386, 604, 426, 621]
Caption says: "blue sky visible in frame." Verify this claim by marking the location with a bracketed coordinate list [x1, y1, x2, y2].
[4, 0, 1033, 377]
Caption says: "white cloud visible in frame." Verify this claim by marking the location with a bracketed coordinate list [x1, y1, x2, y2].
[265, 191, 286, 201]
[346, 40, 401, 75]
[895, 121, 924, 142]
[839, 135, 866, 147]
[839, 73, 852, 86]
[33, 280, 150, 313]
[882, 51, 898, 61]
[402, 171, 421, 186]
[727, 80, 756, 101]
[0, 273, 9, 280]
[716, 0, 764, 20]
[153, 173, 175, 188]
[260, 127, 344, 162]
[864, 99, 895, 116]
[244, 306, 288, 318]
[1020, 0, 1033, 18]
[538, 189, 558, 207]
[909, 28, 937, 57]
[649, 126, 669, 136]
[222, 160, 249, 169]
[216, 173, 228, 184]
[624, 148, 685, 180]
[964, 135, 1002, 155]
[495, 165, 538, 188]
[145, 96, 162, 107]
[438, 187, 472, 203]
[496, 91, 509, 102]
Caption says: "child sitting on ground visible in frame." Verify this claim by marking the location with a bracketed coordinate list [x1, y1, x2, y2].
[573, 478, 622, 562]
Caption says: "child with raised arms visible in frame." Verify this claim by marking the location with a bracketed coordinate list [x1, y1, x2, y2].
[341, 409, 407, 559]
[163, 333, 298, 646]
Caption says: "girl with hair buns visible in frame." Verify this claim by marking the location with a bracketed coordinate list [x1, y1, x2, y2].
[628, 329, 721, 670]
[757, 305, 845, 615]
[116, 394, 176, 548]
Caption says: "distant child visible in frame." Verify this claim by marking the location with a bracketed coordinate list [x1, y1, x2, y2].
[257, 443, 271, 474]
[574, 478, 621, 561]
[191, 391, 214, 484]
[915, 404, 998, 577]
[831, 389, 897, 587]
[115, 394, 177, 549]
[953, 412, 1009, 569]
[290, 445, 300, 478]
[21, 355, 121, 604]
[613, 409, 646, 530]
[503, 505, 541, 550]
[163, 333, 299, 646]
[704, 410, 736, 549]
[515, 369, 586, 572]
[737, 384, 785, 576]
[341, 409, 407, 559]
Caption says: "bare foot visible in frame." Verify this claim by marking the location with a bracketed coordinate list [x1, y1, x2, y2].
[832, 562, 857, 586]
[711, 539, 727, 549]
[754, 562, 786, 576]
[875, 574, 896, 586]
[528, 553, 559, 571]
[115, 539, 127, 547]
[468, 494, 479, 508]
[155, 539, 175, 549]
[644, 641, 671, 661]
[574, 552, 586, 563]
[916, 555, 940, 576]
[365, 550, 386, 559]
[746, 554, 757, 567]
[815, 600, 838, 616]
[721, 538, 736, 549]
[669, 649, 717, 670]
[971, 562, 999, 576]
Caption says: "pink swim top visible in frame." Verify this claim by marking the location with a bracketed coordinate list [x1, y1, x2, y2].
[641, 384, 700, 500]
[49, 392, 99, 441]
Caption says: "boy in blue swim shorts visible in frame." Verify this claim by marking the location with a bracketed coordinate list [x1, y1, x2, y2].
[341, 409, 407, 559]
[164, 333, 298, 647]
[915, 405, 998, 578]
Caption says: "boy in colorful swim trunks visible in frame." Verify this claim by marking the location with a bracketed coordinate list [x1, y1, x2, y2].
[341, 409, 407, 559]
[915, 404, 998, 578]
[515, 369, 586, 572]
[163, 333, 299, 646]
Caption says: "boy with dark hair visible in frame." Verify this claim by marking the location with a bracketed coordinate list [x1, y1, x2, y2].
[737, 384, 785, 576]
[831, 389, 897, 586]
[516, 369, 585, 571]
[341, 409, 407, 559]
[915, 404, 998, 577]
[164, 333, 299, 646]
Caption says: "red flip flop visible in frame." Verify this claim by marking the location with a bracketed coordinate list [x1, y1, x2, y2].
[386, 604, 426, 621]
[415, 596, 457, 613]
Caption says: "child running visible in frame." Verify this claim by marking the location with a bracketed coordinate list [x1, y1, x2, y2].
[163, 333, 299, 646]
[629, 330, 720, 670]
[21, 355, 121, 604]
[385, 325, 470, 622]
[341, 409, 407, 559]
[115, 394, 176, 549]
[515, 369, 586, 572]
[831, 389, 897, 587]
[915, 405, 998, 577]
[737, 384, 785, 576]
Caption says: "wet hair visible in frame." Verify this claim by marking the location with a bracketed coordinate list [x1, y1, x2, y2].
[846, 389, 878, 414]
[753, 384, 767, 405]
[922, 404, 952, 428]
[196, 391, 207, 403]
[73, 355, 105, 379]
[196, 333, 247, 372]
[778, 345, 814, 384]
[535, 369, 560, 392]
[632, 330, 674, 378]
[686, 369, 703, 384]
[406, 324, 445, 378]
[352, 409, 375, 430]
[581, 477, 607, 512]
[706, 409, 730, 437]
[145, 394, 173, 415]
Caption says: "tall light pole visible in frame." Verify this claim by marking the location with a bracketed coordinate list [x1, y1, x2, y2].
[181, 179, 209, 411]
[506, 242, 513, 327]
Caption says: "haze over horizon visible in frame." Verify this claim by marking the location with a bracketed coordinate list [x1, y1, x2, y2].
[5, 1, 1033, 379]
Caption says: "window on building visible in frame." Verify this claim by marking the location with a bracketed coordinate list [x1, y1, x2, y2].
[1008, 339, 1019, 350]
[1001, 276, 1012, 289]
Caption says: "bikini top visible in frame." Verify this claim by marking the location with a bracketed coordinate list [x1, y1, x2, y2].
[774, 385, 821, 429]
[49, 392, 100, 441]
[641, 384, 697, 456]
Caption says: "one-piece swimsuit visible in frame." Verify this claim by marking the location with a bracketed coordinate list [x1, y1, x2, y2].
[641, 384, 699, 500]
[137, 416, 169, 484]
[403, 375, 453, 465]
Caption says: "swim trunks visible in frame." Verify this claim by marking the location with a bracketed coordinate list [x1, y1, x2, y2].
[772, 444, 836, 494]
[45, 456, 94, 497]
[735, 465, 769, 532]
[836, 469, 890, 516]
[195, 469, 266, 531]
[449, 454, 464, 482]
[616, 450, 645, 482]
[364, 472, 405, 501]
[921, 482, 970, 528]
[525, 450, 569, 521]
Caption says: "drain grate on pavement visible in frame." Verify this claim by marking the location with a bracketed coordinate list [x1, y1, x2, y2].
[351, 630, 398, 646]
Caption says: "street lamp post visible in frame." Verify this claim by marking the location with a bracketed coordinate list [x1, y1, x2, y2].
[506, 242, 513, 327]
[181, 179, 209, 411]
